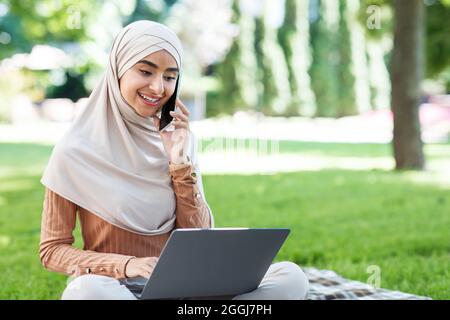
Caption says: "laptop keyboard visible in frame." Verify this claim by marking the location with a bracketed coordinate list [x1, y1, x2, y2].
[119, 277, 147, 299]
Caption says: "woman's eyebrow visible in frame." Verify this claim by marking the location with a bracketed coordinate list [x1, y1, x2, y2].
[137, 60, 179, 72]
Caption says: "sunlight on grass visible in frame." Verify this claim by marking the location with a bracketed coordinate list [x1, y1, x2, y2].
[402, 170, 450, 189]
[0, 235, 11, 247]
[425, 144, 450, 158]
[0, 179, 36, 192]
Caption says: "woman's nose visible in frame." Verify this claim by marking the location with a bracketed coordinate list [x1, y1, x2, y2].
[148, 77, 164, 96]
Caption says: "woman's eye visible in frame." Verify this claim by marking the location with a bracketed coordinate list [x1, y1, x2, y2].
[140, 70, 152, 76]
[140, 69, 175, 81]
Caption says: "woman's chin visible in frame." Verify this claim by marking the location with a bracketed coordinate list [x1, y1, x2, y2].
[132, 106, 152, 118]
[130, 99, 164, 117]
[134, 105, 156, 117]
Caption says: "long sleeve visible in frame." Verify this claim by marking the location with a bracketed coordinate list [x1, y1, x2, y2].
[169, 163, 212, 229]
[39, 187, 137, 279]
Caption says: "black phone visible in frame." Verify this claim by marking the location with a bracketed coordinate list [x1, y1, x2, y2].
[159, 78, 179, 131]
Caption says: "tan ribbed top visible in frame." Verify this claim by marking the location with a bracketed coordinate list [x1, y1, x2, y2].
[39, 163, 211, 280]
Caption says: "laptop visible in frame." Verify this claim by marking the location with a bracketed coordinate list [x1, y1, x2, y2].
[123, 228, 290, 300]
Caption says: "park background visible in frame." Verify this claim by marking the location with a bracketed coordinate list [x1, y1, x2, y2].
[0, 0, 449, 299]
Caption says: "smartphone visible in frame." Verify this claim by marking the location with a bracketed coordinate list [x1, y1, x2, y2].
[158, 78, 179, 132]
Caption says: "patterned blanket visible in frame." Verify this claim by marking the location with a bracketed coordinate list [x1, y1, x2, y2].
[304, 268, 431, 300]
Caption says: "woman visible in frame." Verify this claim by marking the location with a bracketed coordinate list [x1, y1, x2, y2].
[39, 20, 309, 300]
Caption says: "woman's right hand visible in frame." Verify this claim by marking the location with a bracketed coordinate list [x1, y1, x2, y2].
[125, 257, 158, 279]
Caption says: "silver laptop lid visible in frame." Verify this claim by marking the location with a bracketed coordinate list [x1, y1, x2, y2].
[141, 228, 290, 299]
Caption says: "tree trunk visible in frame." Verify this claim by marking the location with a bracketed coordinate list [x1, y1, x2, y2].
[391, 0, 425, 170]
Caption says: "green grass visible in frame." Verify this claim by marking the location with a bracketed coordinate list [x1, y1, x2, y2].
[0, 141, 449, 299]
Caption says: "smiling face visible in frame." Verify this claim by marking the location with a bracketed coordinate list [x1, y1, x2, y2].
[119, 49, 179, 118]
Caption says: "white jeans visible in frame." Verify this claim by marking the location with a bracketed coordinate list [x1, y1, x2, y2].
[61, 261, 309, 300]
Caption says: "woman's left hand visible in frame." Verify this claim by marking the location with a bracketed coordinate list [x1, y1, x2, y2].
[152, 98, 190, 164]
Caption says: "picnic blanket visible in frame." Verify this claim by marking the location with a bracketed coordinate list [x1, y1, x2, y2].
[121, 267, 431, 300]
[303, 268, 431, 300]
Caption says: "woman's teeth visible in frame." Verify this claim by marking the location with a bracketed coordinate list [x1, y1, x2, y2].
[138, 92, 160, 104]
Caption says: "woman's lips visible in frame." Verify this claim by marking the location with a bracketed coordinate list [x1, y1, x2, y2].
[138, 92, 161, 107]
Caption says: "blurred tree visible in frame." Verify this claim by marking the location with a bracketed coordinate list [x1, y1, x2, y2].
[391, 0, 425, 170]
[256, 0, 291, 115]
[366, 38, 391, 110]
[0, 0, 97, 60]
[359, 0, 450, 169]
[253, 14, 269, 114]
[426, 0, 450, 90]
[235, 2, 260, 110]
[0, 0, 138, 104]
[361, 0, 450, 91]
[310, 0, 341, 117]
[347, 0, 372, 113]
[125, 0, 179, 25]
[207, 0, 241, 116]
[357, 1, 393, 113]
[336, 0, 357, 116]
[166, 0, 237, 117]
[45, 69, 88, 101]
[166, 0, 237, 119]
[214, 0, 259, 115]
[278, 0, 317, 116]
[166, 0, 237, 72]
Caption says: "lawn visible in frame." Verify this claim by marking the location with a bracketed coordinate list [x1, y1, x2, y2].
[0, 141, 449, 299]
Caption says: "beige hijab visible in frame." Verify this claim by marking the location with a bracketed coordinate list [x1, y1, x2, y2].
[41, 20, 214, 235]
